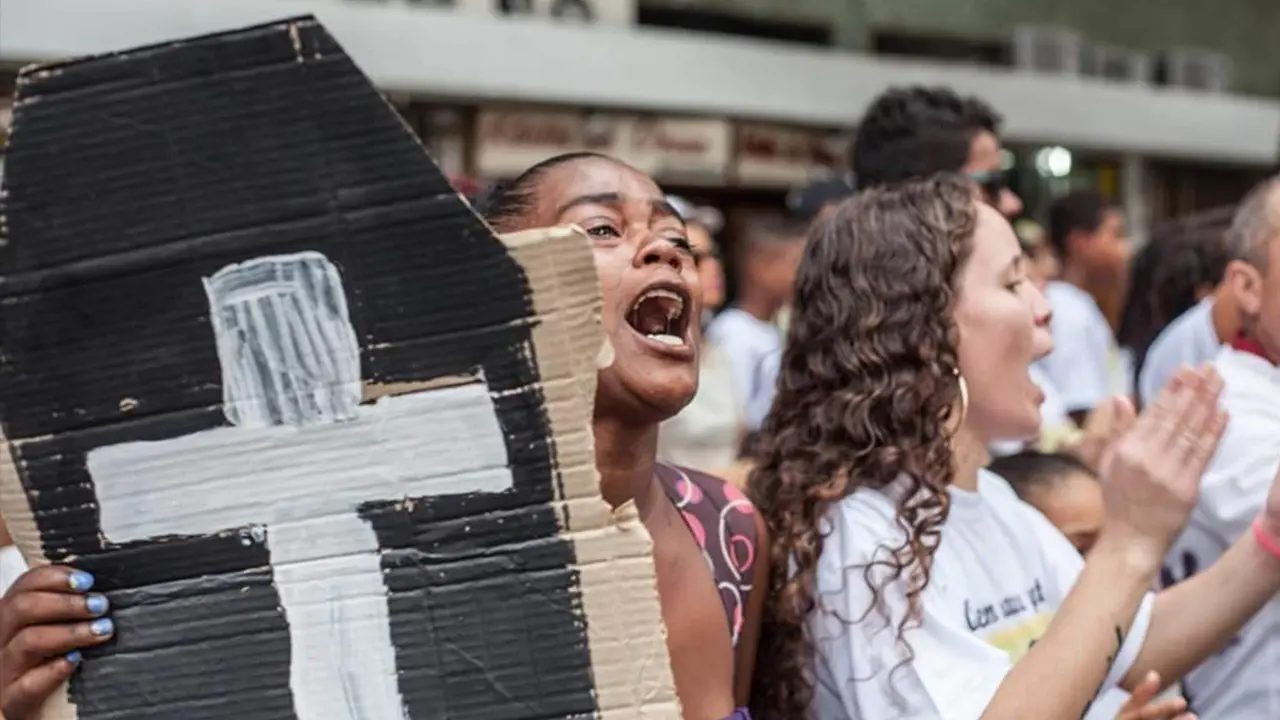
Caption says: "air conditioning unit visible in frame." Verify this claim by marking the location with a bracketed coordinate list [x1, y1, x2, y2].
[1082, 45, 1150, 84]
[1013, 26, 1083, 76]
[1157, 48, 1232, 92]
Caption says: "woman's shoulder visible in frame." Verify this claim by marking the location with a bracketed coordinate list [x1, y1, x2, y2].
[811, 484, 911, 574]
[656, 464, 758, 528]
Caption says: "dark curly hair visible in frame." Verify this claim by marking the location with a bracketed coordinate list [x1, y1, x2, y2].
[1117, 206, 1232, 394]
[850, 86, 1002, 190]
[747, 175, 977, 718]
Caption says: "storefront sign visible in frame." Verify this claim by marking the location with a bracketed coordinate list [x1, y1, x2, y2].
[734, 123, 850, 188]
[474, 108, 584, 178]
[585, 115, 731, 185]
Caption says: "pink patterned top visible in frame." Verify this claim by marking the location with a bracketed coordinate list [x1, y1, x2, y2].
[654, 463, 760, 648]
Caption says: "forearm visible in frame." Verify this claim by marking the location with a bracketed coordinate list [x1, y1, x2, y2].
[1124, 522, 1280, 689]
[981, 537, 1155, 720]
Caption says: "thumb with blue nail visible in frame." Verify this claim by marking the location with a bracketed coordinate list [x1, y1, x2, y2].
[0, 565, 114, 720]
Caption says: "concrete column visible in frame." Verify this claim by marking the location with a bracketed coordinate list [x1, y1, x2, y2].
[1120, 153, 1150, 250]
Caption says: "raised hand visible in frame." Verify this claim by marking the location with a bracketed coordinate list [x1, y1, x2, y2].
[1115, 671, 1195, 720]
[0, 566, 114, 720]
[1097, 366, 1227, 568]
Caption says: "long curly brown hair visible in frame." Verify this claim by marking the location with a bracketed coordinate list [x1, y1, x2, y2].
[747, 175, 977, 718]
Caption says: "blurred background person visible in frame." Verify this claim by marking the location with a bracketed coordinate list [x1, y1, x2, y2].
[989, 451, 1104, 555]
[1038, 191, 1134, 422]
[1121, 208, 1237, 408]
[785, 175, 855, 226]
[1017, 219, 1061, 284]
[850, 85, 1022, 218]
[658, 195, 750, 483]
[746, 175, 858, 393]
[706, 213, 806, 451]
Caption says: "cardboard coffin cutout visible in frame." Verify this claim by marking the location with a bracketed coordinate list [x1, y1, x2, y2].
[0, 17, 676, 720]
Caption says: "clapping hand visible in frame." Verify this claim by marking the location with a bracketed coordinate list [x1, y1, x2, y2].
[1096, 366, 1227, 568]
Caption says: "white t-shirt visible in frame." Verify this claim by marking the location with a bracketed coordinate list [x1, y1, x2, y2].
[810, 469, 1154, 720]
[705, 308, 783, 432]
[1038, 282, 1132, 413]
[0, 545, 27, 596]
[1138, 298, 1222, 407]
[658, 341, 745, 471]
[1161, 344, 1280, 720]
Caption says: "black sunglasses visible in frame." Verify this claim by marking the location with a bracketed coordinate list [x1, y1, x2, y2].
[967, 169, 1008, 200]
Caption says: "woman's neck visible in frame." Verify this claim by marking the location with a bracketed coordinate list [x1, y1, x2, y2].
[737, 293, 780, 324]
[593, 415, 662, 512]
[950, 424, 991, 492]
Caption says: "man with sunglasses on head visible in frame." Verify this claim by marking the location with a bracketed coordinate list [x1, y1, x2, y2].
[849, 85, 1022, 218]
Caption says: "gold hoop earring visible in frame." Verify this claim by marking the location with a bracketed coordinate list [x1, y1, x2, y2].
[955, 370, 969, 423]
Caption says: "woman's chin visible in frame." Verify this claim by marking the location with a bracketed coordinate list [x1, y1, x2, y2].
[977, 408, 1042, 445]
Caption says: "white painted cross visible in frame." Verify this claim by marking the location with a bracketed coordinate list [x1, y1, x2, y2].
[87, 252, 515, 720]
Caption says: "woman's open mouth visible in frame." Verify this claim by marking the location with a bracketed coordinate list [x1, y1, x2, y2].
[625, 283, 694, 358]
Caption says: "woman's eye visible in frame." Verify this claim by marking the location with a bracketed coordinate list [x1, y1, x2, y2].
[1005, 279, 1025, 293]
[586, 224, 621, 238]
[668, 236, 695, 255]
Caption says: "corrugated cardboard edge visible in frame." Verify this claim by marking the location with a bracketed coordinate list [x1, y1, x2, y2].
[0, 62, 80, 720]
[502, 225, 680, 719]
[0, 437, 78, 720]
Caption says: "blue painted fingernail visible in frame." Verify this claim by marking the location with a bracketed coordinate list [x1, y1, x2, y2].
[68, 570, 95, 592]
[85, 594, 109, 616]
[89, 618, 113, 637]
[65, 650, 82, 665]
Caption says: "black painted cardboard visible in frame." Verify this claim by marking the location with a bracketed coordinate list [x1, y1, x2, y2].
[0, 17, 676, 720]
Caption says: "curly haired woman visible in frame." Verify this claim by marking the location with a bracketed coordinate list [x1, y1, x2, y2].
[747, 175, 1280, 720]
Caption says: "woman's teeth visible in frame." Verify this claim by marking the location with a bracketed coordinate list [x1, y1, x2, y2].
[628, 287, 687, 346]
[631, 288, 685, 319]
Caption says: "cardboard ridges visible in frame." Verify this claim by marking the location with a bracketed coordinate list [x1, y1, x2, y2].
[0, 16, 677, 720]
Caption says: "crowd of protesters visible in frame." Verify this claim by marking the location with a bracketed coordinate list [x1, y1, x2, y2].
[3, 83, 1280, 720]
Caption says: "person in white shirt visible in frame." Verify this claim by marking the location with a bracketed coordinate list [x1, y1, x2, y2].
[705, 213, 805, 436]
[746, 175, 1280, 720]
[1038, 191, 1134, 419]
[1161, 176, 1280, 720]
[1118, 209, 1236, 408]
[658, 196, 748, 477]
[1138, 297, 1225, 406]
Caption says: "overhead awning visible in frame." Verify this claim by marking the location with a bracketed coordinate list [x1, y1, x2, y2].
[3, 0, 1278, 165]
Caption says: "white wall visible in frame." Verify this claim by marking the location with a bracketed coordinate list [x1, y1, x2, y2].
[3, 0, 1278, 164]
